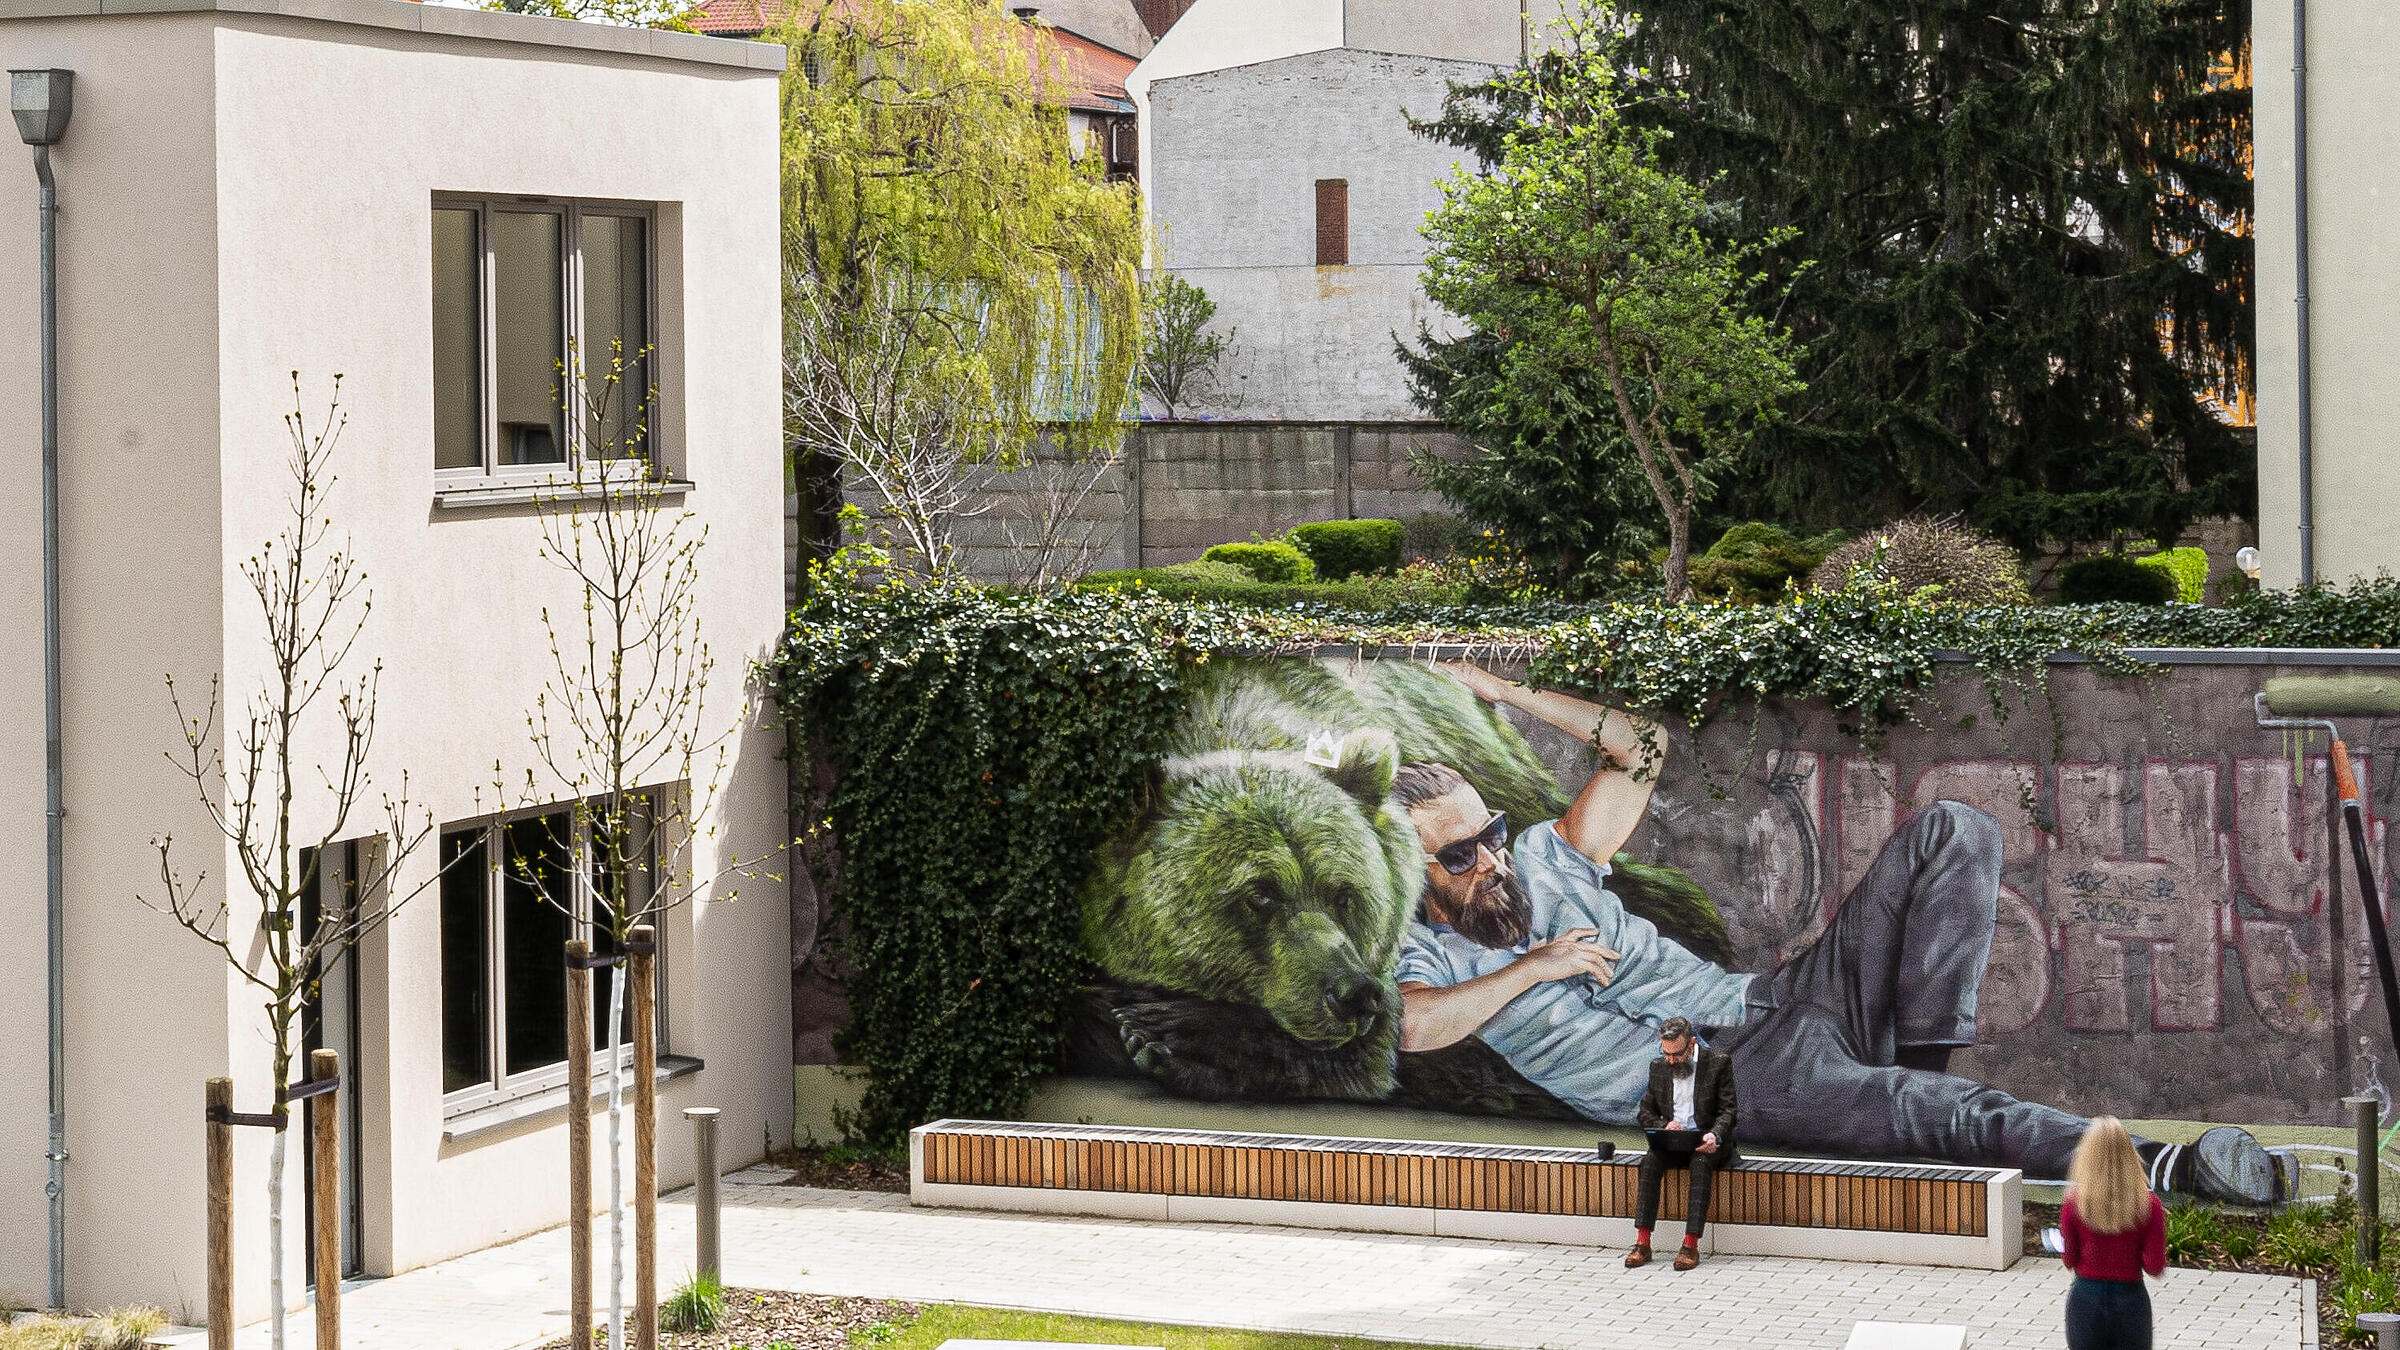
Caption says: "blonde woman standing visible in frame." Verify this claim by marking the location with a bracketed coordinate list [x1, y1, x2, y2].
[2059, 1117, 2169, 1348]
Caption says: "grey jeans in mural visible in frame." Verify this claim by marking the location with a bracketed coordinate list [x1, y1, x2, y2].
[1711, 800, 2093, 1179]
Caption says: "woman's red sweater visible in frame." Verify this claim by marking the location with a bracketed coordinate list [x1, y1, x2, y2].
[2060, 1192, 2166, 1282]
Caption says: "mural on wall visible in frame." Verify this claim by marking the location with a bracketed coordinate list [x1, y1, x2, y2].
[1055, 655, 2400, 1206]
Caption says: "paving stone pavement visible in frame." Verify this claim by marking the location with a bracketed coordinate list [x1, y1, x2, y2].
[176, 1167, 2318, 1350]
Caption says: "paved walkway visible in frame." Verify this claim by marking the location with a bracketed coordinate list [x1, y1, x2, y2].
[177, 1167, 2319, 1350]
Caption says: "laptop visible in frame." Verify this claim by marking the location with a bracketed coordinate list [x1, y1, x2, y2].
[1644, 1128, 1708, 1155]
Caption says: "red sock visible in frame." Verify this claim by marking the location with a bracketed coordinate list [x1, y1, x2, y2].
[1682, 1234, 1701, 1251]
[1635, 1227, 1652, 1245]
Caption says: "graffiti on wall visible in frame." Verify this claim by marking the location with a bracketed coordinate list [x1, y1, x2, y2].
[1049, 654, 2391, 1202]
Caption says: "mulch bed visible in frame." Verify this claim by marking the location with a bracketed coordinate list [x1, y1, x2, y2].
[767, 1144, 909, 1194]
[541, 1291, 918, 1350]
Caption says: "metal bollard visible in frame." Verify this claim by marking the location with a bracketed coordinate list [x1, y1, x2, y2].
[685, 1107, 721, 1282]
[2348, 1095, 2382, 1264]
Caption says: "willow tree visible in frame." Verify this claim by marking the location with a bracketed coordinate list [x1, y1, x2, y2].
[1625, 0, 2254, 547]
[1418, 8, 1801, 601]
[780, 0, 1144, 579]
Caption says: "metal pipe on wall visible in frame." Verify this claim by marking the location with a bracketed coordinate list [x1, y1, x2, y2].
[2293, 0, 2316, 585]
[12, 64, 74, 1314]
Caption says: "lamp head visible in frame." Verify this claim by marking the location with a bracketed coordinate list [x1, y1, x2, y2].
[10, 69, 74, 148]
[2235, 545, 2262, 581]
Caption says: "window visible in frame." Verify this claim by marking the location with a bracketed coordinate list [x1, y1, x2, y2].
[431, 197, 655, 478]
[1314, 178, 1349, 266]
[439, 795, 664, 1112]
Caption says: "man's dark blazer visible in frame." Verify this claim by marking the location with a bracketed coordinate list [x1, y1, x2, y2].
[1635, 1046, 1738, 1164]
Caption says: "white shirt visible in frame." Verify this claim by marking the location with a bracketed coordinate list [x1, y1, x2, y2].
[1671, 1063, 1697, 1129]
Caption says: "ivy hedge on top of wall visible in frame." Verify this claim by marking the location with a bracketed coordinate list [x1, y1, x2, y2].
[770, 574, 2400, 1147]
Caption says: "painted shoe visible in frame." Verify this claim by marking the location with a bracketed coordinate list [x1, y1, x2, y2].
[2148, 1127, 2285, 1206]
[1624, 1244, 1651, 1268]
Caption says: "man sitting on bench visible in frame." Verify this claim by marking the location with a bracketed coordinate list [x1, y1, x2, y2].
[1627, 1017, 1735, 1271]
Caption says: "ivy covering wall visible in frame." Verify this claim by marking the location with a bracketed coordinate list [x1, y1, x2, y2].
[770, 576, 2400, 1147]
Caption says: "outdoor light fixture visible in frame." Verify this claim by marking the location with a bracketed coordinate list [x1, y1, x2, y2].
[12, 62, 72, 1317]
[2236, 546, 2263, 581]
[11, 68, 73, 147]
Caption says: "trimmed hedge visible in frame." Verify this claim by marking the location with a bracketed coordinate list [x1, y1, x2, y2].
[2059, 554, 2178, 606]
[2139, 547, 2210, 604]
[1201, 540, 1315, 583]
[1289, 519, 1405, 581]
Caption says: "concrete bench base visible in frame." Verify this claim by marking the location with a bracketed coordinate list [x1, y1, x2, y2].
[909, 1120, 2022, 1270]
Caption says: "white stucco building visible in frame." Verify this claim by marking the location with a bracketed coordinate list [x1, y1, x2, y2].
[1128, 0, 1562, 420]
[2254, 0, 2400, 588]
[0, 0, 790, 1319]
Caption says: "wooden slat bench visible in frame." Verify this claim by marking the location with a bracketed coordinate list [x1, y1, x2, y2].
[909, 1119, 2022, 1270]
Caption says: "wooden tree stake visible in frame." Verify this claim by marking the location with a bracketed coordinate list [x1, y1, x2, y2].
[207, 1077, 235, 1350]
[631, 925, 658, 1350]
[308, 1048, 342, 1350]
[566, 940, 594, 1348]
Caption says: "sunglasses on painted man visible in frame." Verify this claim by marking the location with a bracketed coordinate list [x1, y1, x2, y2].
[1428, 813, 1509, 874]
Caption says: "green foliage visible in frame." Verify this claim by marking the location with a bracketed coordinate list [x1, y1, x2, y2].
[0, 1308, 167, 1350]
[1203, 541, 1317, 584]
[1688, 523, 1843, 604]
[2165, 1202, 2227, 1264]
[2259, 1204, 2342, 1270]
[779, 0, 1144, 549]
[1811, 517, 2034, 607]
[1288, 520, 1405, 582]
[2334, 1254, 2400, 1337]
[2059, 554, 2181, 606]
[1623, 0, 2253, 547]
[2141, 546, 2211, 604]
[1139, 273, 1236, 418]
[1414, 9, 1803, 600]
[662, 1272, 726, 1334]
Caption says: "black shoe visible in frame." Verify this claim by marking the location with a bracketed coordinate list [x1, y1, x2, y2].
[2144, 1128, 2287, 1206]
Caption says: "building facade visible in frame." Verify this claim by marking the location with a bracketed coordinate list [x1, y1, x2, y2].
[2253, 0, 2400, 587]
[0, 0, 789, 1318]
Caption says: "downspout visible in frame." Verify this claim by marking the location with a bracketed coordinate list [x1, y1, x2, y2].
[2292, 0, 2316, 585]
[11, 66, 72, 1313]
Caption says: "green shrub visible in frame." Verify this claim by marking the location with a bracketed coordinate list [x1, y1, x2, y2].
[1201, 540, 1315, 583]
[2165, 1202, 2226, 1265]
[2335, 1254, 2400, 1336]
[1401, 513, 1479, 560]
[2139, 546, 2210, 604]
[661, 1271, 725, 1334]
[2259, 1204, 2341, 1270]
[1810, 516, 2032, 605]
[1690, 522, 1844, 604]
[1288, 519, 1404, 581]
[2059, 554, 2180, 606]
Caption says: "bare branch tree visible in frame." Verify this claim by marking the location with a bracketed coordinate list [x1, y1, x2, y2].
[992, 445, 1124, 590]
[145, 376, 442, 1350]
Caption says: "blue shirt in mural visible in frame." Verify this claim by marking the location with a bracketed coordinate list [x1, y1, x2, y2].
[1395, 820, 1755, 1126]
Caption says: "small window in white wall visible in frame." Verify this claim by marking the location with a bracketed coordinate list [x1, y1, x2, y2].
[431, 197, 656, 478]
[438, 793, 667, 1114]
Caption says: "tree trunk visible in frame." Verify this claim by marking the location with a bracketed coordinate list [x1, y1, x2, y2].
[1662, 501, 1692, 602]
[607, 964, 627, 1350]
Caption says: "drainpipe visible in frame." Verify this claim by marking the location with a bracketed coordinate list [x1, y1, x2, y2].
[11, 66, 74, 1314]
[2291, 0, 2316, 586]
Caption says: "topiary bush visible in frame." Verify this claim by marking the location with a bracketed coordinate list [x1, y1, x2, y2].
[1288, 518, 1405, 581]
[2139, 546, 2210, 604]
[1689, 522, 1844, 604]
[2059, 554, 2180, 606]
[1810, 516, 2032, 605]
[1202, 539, 1316, 583]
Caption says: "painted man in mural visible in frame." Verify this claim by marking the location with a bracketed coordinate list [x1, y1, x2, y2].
[1395, 663, 2283, 1204]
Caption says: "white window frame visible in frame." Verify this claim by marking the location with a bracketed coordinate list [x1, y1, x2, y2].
[431, 194, 660, 490]
[438, 795, 668, 1118]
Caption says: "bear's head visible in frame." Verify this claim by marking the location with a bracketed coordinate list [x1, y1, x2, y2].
[1083, 728, 1418, 1049]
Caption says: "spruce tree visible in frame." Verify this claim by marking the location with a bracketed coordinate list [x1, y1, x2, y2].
[1625, 0, 2254, 547]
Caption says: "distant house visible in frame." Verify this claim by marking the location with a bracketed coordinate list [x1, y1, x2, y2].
[686, 0, 1144, 181]
[1128, 0, 1563, 420]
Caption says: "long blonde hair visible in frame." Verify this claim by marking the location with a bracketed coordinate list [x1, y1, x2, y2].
[2067, 1117, 2152, 1235]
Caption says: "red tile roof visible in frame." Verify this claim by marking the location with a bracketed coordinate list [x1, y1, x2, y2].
[684, 0, 1139, 114]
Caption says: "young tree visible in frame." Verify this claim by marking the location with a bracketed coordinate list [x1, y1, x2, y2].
[1624, 0, 2253, 547]
[1137, 272, 1236, 419]
[1417, 6, 1802, 601]
[148, 378, 439, 1350]
[507, 347, 751, 1350]
[779, 0, 1145, 577]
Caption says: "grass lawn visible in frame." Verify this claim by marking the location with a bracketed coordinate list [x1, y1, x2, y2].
[874, 1307, 1465, 1350]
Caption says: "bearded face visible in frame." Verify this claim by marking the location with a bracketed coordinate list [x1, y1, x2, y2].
[1442, 849, 1532, 949]
[1407, 779, 1535, 950]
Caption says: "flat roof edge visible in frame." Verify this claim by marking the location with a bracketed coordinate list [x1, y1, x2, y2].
[0, 0, 787, 73]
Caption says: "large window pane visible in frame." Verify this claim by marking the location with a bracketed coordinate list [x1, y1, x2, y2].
[501, 814, 572, 1076]
[431, 209, 483, 470]
[582, 215, 651, 461]
[494, 211, 565, 466]
[439, 830, 490, 1093]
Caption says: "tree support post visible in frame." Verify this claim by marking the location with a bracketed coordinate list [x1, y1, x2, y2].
[631, 925, 658, 1350]
[566, 940, 596, 1348]
[308, 1049, 341, 1350]
[206, 1078, 234, 1350]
